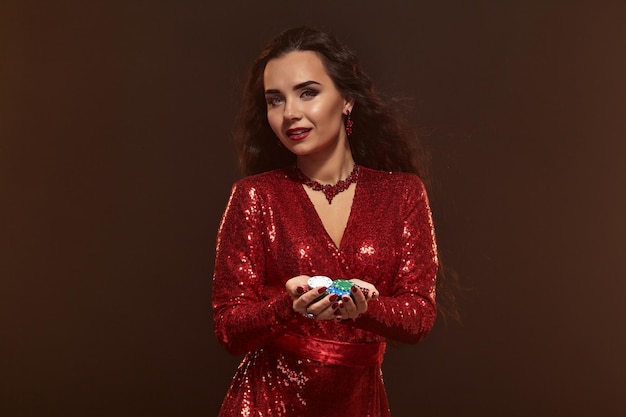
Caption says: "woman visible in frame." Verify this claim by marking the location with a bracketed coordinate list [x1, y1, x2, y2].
[212, 26, 438, 417]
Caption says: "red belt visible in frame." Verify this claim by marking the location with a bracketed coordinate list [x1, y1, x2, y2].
[271, 333, 386, 367]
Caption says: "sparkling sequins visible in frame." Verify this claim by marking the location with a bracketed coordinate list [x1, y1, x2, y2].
[212, 166, 438, 416]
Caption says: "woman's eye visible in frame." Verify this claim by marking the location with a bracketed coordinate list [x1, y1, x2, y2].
[266, 96, 284, 106]
[301, 89, 319, 99]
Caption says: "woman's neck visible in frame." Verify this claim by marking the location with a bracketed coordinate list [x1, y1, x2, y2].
[296, 149, 355, 185]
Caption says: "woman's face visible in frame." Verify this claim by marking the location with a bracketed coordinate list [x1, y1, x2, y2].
[263, 51, 352, 159]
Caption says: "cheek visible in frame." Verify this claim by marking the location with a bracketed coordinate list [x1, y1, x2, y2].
[308, 102, 339, 127]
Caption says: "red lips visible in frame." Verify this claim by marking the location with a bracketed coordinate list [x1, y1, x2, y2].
[286, 127, 312, 141]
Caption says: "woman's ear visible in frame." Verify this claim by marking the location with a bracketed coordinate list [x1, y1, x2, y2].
[343, 97, 355, 114]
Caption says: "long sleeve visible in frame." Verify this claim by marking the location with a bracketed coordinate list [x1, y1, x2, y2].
[213, 168, 435, 417]
[350, 176, 438, 343]
[212, 181, 295, 355]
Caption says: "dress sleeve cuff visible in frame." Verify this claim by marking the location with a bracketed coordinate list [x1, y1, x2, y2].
[271, 292, 299, 326]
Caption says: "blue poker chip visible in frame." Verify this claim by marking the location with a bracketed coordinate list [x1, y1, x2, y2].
[327, 285, 351, 298]
[328, 279, 370, 299]
[329, 279, 353, 298]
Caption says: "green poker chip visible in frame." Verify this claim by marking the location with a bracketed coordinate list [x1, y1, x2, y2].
[327, 280, 353, 298]
[328, 279, 370, 298]
[332, 280, 354, 292]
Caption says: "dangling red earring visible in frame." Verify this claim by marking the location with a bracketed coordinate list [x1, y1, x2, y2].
[345, 111, 354, 136]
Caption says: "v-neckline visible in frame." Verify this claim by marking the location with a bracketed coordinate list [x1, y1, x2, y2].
[296, 173, 361, 252]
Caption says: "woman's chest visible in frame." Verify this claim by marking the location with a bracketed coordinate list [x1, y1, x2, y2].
[259, 193, 404, 288]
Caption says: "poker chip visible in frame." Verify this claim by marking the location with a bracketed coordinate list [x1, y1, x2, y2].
[327, 286, 350, 297]
[328, 279, 370, 298]
[332, 279, 354, 292]
[307, 275, 333, 289]
[328, 279, 352, 298]
[356, 285, 370, 297]
[307, 276, 371, 301]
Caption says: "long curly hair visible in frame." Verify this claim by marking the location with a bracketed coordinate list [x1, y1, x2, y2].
[234, 26, 460, 323]
[234, 26, 430, 184]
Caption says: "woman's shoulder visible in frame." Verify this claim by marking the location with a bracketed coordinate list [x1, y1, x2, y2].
[359, 167, 431, 215]
[230, 168, 294, 193]
[359, 166, 426, 192]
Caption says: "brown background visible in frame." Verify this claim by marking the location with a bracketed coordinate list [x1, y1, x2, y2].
[1, 1, 625, 416]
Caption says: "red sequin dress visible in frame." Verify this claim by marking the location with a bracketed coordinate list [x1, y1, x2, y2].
[212, 166, 438, 417]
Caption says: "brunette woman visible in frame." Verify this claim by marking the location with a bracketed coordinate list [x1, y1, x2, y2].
[212, 26, 438, 417]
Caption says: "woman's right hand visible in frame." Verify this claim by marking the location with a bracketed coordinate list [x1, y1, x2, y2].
[285, 275, 339, 321]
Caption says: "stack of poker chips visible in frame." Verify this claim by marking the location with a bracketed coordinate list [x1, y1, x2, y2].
[307, 276, 370, 299]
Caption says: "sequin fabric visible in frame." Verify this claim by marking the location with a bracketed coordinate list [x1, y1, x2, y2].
[212, 166, 438, 417]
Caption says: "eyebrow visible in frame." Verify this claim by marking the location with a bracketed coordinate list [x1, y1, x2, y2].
[265, 80, 321, 95]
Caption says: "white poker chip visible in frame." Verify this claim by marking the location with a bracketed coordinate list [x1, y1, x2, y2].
[307, 275, 333, 289]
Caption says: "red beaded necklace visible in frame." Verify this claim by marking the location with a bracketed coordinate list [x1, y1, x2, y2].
[295, 164, 359, 204]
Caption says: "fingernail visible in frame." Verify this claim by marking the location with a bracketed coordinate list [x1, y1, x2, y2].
[318, 287, 327, 294]
[338, 302, 344, 309]
[342, 296, 350, 303]
[296, 286, 304, 294]
[351, 286, 358, 293]
[329, 294, 338, 302]
[332, 302, 339, 309]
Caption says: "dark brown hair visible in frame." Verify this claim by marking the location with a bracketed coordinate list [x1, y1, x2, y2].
[234, 26, 429, 183]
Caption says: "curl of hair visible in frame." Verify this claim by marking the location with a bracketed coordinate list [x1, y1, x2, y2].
[234, 26, 430, 186]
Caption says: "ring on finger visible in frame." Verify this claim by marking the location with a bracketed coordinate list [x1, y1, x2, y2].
[304, 308, 315, 319]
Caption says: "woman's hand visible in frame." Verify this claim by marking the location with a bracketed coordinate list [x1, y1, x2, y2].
[335, 279, 380, 321]
[284, 276, 379, 321]
[348, 279, 379, 300]
[285, 275, 312, 299]
[285, 275, 339, 321]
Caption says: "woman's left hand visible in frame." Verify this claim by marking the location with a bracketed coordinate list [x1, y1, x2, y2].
[335, 280, 379, 321]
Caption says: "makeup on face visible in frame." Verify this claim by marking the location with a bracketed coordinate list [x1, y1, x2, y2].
[263, 51, 351, 156]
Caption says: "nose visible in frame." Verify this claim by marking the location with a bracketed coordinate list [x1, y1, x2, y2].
[283, 99, 302, 121]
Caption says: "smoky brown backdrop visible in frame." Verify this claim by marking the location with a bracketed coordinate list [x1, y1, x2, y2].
[1, 1, 625, 416]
